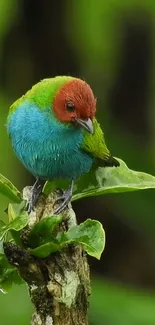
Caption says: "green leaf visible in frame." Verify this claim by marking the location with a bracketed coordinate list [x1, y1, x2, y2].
[0, 240, 4, 254]
[30, 219, 105, 259]
[8, 201, 26, 222]
[0, 267, 23, 294]
[7, 211, 28, 231]
[58, 219, 105, 260]
[72, 158, 155, 201]
[7, 202, 27, 245]
[0, 173, 21, 203]
[0, 242, 23, 293]
[44, 159, 155, 202]
[30, 242, 60, 258]
[28, 215, 62, 248]
[0, 223, 7, 241]
[0, 207, 28, 240]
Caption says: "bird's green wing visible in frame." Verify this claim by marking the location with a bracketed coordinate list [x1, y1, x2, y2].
[82, 118, 119, 167]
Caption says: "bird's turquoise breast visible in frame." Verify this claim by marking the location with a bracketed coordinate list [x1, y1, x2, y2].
[7, 102, 93, 180]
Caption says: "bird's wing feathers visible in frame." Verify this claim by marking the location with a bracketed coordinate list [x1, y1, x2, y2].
[81, 118, 119, 167]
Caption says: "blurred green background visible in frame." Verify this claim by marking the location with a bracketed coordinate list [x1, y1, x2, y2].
[1, 0, 155, 324]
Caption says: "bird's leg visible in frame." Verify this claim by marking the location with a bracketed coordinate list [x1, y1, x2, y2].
[26, 178, 45, 213]
[54, 180, 74, 215]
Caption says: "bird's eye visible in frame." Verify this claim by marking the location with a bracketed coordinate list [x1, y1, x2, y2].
[66, 101, 75, 112]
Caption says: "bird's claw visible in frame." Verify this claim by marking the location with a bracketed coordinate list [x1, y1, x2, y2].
[25, 199, 35, 214]
[54, 180, 74, 215]
[25, 178, 45, 214]
[54, 189, 72, 215]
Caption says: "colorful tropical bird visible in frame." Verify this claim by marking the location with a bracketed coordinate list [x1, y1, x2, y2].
[7, 76, 119, 214]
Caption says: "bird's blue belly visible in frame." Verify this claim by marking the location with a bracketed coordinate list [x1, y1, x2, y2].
[17, 139, 93, 180]
[7, 103, 93, 180]
[23, 146, 93, 180]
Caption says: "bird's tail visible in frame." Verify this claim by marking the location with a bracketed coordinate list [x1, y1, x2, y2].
[98, 155, 120, 168]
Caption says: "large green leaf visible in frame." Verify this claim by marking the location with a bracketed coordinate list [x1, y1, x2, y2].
[72, 158, 155, 201]
[44, 159, 155, 202]
[58, 219, 105, 260]
[0, 173, 21, 203]
[30, 219, 105, 260]
[28, 215, 62, 248]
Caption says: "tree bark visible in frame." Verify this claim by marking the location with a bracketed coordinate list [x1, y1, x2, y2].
[3, 187, 91, 325]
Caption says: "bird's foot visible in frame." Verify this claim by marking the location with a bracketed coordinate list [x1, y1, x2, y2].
[26, 178, 45, 214]
[54, 180, 74, 215]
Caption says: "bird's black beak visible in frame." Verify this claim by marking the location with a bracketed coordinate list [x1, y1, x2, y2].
[74, 117, 94, 135]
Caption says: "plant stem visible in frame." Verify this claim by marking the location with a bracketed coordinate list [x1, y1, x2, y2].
[4, 187, 91, 325]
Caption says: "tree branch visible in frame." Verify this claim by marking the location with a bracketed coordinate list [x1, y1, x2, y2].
[4, 187, 91, 325]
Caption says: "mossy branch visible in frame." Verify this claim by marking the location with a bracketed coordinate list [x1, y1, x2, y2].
[2, 157, 153, 324]
[3, 187, 91, 325]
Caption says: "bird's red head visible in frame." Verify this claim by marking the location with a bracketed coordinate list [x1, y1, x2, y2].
[53, 78, 96, 134]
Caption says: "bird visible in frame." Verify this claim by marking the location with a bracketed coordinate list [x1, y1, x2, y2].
[7, 76, 120, 214]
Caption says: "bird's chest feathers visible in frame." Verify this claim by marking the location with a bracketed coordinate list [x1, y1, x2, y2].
[37, 128, 85, 179]
[8, 103, 93, 179]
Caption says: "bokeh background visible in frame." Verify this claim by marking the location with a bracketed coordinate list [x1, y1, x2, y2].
[1, 0, 155, 324]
